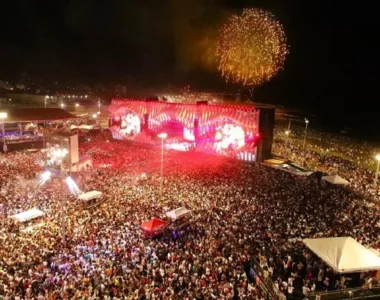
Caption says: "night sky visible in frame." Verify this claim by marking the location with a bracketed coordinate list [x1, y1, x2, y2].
[1, 0, 379, 123]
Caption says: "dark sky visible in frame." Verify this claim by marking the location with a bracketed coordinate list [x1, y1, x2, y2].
[1, 0, 379, 118]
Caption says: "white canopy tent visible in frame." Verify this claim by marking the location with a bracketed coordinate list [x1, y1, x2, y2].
[304, 237, 380, 273]
[166, 207, 191, 220]
[10, 208, 45, 223]
[322, 174, 349, 185]
[78, 190, 103, 202]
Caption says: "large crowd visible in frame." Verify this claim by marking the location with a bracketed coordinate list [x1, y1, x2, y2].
[273, 124, 380, 200]
[0, 133, 379, 299]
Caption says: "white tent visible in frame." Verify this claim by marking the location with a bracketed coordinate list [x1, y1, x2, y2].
[166, 207, 191, 220]
[322, 174, 349, 185]
[10, 208, 45, 223]
[78, 190, 103, 202]
[303, 237, 380, 273]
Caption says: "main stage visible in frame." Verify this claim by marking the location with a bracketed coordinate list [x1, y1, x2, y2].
[108, 99, 274, 162]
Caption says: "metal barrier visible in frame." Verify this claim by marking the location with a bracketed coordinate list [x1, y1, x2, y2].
[307, 285, 380, 300]
[251, 258, 282, 300]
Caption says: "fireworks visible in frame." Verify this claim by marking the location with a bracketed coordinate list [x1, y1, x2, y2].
[216, 8, 288, 86]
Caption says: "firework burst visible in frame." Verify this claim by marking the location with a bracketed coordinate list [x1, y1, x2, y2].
[216, 8, 288, 86]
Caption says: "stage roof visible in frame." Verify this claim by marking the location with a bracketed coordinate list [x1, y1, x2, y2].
[1, 108, 77, 123]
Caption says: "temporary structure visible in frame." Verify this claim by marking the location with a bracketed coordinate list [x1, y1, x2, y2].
[78, 190, 103, 202]
[141, 218, 166, 233]
[303, 237, 380, 273]
[166, 207, 191, 220]
[10, 208, 44, 223]
[322, 174, 349, 185]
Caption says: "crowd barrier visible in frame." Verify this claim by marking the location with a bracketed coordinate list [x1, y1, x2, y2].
[307, 285, 380, 300]
[251, 257, 282, 300]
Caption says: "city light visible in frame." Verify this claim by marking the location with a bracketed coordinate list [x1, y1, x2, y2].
[75, 103, 80, 107]
[92, 114, 97, 119]
[60, 103, 65, 108]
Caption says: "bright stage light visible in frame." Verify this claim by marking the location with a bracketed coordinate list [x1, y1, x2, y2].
[120, 112, 141, 136]
[65, 176, 82, 196]
[184, 127, 195, 141]
[47, 146, 68, 167]
[39, 170, 52, 185]
[158, 132, 168, 139]
[214, 123, 245, 152]
[165, 142, 192, 151]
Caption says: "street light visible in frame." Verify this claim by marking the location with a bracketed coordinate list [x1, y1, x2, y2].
[158, 133, 167, 194]
[287, 119, 292, 131]
[285, 130, 290, 147]
[303, 118, 309, 149]
[60, 149, 69, 247]
[374, 154, 380, 187]
[75, 103, 79, 107]
[0, 112, 8, 152]
[60, 103, 65, 109]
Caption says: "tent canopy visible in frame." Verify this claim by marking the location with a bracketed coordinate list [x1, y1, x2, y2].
[78, 190, 102, 202]
[141, 218, 166, 232]
[166, 207, 191, 220]
[322, 174, 349, 185]
[9, 208, 44, 223]
[304, 237, 380, 273]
